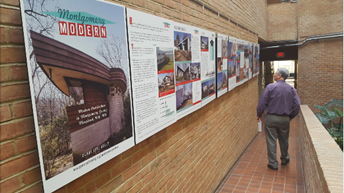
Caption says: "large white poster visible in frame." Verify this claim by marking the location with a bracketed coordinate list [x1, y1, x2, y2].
[228, 36, 237, 91]
[253, 44, 260, 77]
[20, 0, 135, 192]
[201, 30, 216, 106]
[248, 41, 253, 80]
[243, 41, 251, 82]
[126, 9, 176, 143]
[236, 39, 246, 86]
[174, 23, 202, 118]
[216, 33, 228, 97]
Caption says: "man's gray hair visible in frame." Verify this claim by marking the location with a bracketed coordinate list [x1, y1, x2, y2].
[277, 68, 289, 80]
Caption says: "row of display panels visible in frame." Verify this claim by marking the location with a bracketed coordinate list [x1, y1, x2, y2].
[19, 0, 259, 192]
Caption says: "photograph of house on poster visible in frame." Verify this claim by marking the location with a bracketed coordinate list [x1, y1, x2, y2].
[190, 62, 201, 80]
[175, 63, 191, 84]
[217, 57, 223, 72]
[201, 36, 209, 51]
[236, 55, 240, 82]
[254, 45, 260, 74]
[221, 39, 228, 58]
[228, 57, 236, 78]
[244, 44, 251, 79]
[228, 42, 233, 60]
[176, 83, 193, 111]
[158, 72, 175, 96]
[174, 31, 192, 61]
[217, 71, 228, 91]
[157, 47, 174, 72]
[201, 78, 215, 99]
[20, 0, 134, 191]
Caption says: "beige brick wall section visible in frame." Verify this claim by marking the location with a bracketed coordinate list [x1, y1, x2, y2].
[298, 0, 343, 37]
[116, 0, 266, 41]
[298, 38, 343, 112]
[267, 3, 297, 41]
[299, 105, 343, 193]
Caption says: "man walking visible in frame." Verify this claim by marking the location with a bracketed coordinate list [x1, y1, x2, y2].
[257, 68, 300, 170]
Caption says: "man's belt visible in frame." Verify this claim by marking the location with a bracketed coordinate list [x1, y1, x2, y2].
[267, 113, 289, 117]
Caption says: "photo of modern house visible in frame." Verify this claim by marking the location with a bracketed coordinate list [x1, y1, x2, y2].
[217, 72, 223, 90]
[217, 71, 228, 90]
[250, 45, 253, 70]
[208, 79, 215, 96]
[157, 49, 165, 65]
[202, 78, 216, 99]
[228, 57, 236, 78]
[190, 63, 200, 80]
[236, 57, 240, 82]
[222, 39, 228, 57]
[255, 54, 260, 74]
[229, 42, 233, 59]
[175, 63, 190, 83]
[209, 39, 215, 60]
[223, 72, 227, 88]
[202, 81, 209, 99]
[201, 36, 209, 51]
[233, 43, 237, 54]
[254, 46, 259, 74]
[243, 66, 248, 79]
[176, 83, 193, 111]
[237, 43, 244, 52]
[217, 58, 223, 72]
[244, 45, 250, 58]
[174, 32, 192, 61]
[29, 31, 132, 166]
[158, 72, 175, 93]
[157, 47, 174, 71]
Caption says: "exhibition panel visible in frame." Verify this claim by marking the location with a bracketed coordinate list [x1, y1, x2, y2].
[20, 0, 260, 192]
[20, 1, 135, 192]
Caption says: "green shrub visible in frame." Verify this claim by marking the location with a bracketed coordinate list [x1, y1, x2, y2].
[314, 99, 343, 150]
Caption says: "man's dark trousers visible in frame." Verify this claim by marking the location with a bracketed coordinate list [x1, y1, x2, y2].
[264, 113, 290, 168]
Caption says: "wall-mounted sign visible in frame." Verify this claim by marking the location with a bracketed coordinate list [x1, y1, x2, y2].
[277, 52, 285, 58]
[126, 8, 177, 144]
[20, 0, 134, 192]
[216, 33, 228, 98]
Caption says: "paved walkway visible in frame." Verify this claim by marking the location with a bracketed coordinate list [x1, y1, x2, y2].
[215, 116, 305, 193]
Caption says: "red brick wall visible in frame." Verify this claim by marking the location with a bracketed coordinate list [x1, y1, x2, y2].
[0, 1, 43, 192]
[0, 0, 261, 192]
[297, 0, 343, 111]
[298, 38, 343, 112]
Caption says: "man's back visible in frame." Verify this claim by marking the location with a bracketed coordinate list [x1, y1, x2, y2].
[257, 80, 300, 119]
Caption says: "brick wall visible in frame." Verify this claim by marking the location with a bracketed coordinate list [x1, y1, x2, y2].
[0, 0, 262, 192]
[298, 0, 343, 38]
[267, 2, 297, 41]
[297, 0, 343, 111]
[299, 105, 343, 193]
[264, 0, 343, 112]
[298, 38, 343, 112]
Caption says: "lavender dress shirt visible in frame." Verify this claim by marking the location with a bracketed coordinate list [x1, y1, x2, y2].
[257, 80, 300, 119]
